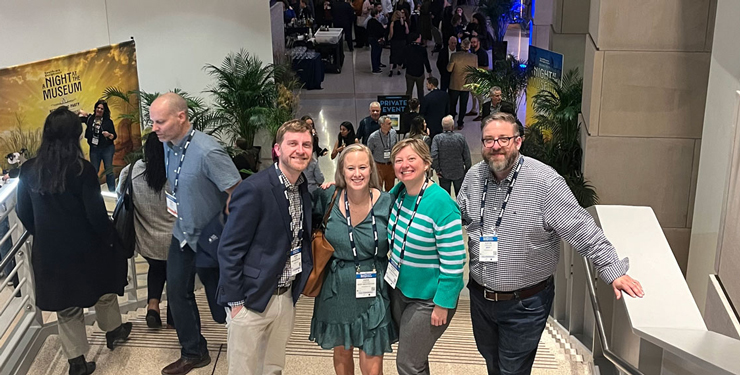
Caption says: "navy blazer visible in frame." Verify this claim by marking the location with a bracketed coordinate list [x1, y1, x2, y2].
[216, 166, 313, 312]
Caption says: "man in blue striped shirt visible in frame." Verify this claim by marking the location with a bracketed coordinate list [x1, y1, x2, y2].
[457, 113, 644, 375]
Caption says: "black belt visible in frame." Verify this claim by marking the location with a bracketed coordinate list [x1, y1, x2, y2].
[376, 161, 391, 165]
[274, 285, 291, 295]
[469, 276, 552, 302]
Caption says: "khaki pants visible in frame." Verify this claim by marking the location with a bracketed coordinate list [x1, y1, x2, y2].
[56, 293, 122, 359]
[227, 292, 295, 375]
[376, 162, 396, 192]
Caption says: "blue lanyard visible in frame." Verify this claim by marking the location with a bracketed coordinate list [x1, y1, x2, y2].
[344, 189, 379, 272]
[389, 179, 429, 264]
[480, 157, 524, 236]
[165, 129, 196, 197]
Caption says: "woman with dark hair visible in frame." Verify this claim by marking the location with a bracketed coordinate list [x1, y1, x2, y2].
[79, 99, 117, 192]
[465, 13, 491, 50]
[116, 132, 176, 329]
[302, 115, 328, 158]
[407, 115, 432, 149]
[17, 106, 131, 375]
[331, 121, 357, 159]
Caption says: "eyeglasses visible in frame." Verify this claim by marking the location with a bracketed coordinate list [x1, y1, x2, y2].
[482, 136, 518, 147]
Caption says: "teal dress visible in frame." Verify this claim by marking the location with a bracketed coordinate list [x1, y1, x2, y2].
[309, 186, 398, 355]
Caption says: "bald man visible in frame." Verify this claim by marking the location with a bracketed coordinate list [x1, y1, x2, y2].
[152, 93, 241, 375]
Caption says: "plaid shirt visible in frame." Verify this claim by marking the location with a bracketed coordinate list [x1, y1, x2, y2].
[457, 155, 629, 291]
[275, 164, 305, 287]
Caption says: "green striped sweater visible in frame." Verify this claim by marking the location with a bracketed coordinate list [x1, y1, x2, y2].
[387, 182, 466, 309]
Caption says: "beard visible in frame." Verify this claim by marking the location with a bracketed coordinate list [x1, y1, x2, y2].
[485, 149, 519, 173]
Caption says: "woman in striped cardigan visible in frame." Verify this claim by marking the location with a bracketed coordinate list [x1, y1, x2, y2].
[385, 138, 466, 375]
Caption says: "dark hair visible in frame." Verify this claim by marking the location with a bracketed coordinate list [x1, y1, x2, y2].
[408, 98, 420, 111]
[426, 76, 438, 87]
[300, 115, 314, 125]
[236, 138, 249, 150]
[142, 132, 167, 193]
[32, 106, 84, 194]
[338, 121, 356, 146]
[408, 116, 426, 138]
[472, 13, 486, 27]
[94, 100, 111, 120]
[499, 101, 516, 116]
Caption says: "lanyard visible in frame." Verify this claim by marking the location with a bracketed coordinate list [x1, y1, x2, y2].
[389, 179, 429, 265]
[344, 189, 379, 272]
[480, 157, 524, 236]
[165, 129, 196, 197]
[275, 163, 305, 244]
[379, 131, 391, 149]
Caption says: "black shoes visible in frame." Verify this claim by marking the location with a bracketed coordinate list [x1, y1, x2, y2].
[105, 322, 132, 350]
[68, 355, 95, 375]
[146, 309, 163, 328]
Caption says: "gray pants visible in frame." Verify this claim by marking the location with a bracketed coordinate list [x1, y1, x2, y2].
[391, 288, 457, 375]
[57, 293, 122, 359]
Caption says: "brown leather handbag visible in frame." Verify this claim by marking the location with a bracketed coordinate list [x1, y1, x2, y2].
[303, 189, 339, 297]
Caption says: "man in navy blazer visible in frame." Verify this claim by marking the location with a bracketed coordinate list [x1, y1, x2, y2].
[217, 119, 314, 375]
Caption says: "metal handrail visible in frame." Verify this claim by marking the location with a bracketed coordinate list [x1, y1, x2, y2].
[0, 230, 29, 274]
[583, 257, 644, 375]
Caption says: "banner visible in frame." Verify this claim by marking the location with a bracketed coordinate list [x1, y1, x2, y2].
[0, 40, 142, 176]
[378, 95, 409, 130]
[525, 46, 563, 127]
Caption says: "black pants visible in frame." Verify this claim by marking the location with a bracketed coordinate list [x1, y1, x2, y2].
[144, 257, 173, 326]
[448, 90, 469, 126]
[343, 26, 354, 51]
[195, 266, 226, 324]
[440, 70, 451, 91]
[354, 24, 368, 47]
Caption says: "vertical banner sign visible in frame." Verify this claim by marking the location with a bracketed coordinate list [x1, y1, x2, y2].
[525, 46, 563, 127]
[0, 41, 142, 176]
[378, 95, 409, 130]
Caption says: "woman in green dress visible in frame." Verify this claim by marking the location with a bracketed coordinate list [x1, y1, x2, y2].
[310, 143, 398, 375]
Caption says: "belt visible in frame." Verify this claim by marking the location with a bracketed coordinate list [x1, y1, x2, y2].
[469, 276, 552, 302]
[376, 161, 391, 165]
[274, 285, 291, 295]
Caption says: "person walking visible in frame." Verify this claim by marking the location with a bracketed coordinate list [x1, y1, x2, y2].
[420, 76, 450, 139]
[309, 144, 398, 375]
[116, 132, 176, 329]
[17, 106, 132, 375]
[431, 115, 470, 197]
[367, 9, 387, 74]
[387, 10, 409, 77]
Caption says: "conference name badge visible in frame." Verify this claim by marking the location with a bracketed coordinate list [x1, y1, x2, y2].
[383, 149, 391, 160]
[166, 192, 178, 217]
[356, 270, 377, 298]
[91, 136, 99, 146]
[479, 234, 498, 262]
[384, 258, 400, 289]
[290, 247, 302, 276]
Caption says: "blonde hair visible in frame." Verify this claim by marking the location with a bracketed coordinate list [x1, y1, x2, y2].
[391, 10, 402, 22]
[390, 138, 432, 166]
[334, 144, 381, 190]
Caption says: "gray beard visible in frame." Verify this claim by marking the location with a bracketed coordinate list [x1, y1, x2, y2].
[487, 151, 519, 173]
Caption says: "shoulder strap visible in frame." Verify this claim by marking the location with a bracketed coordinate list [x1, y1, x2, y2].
[125, 166, 134, 199]
[322, 188, 340, 228]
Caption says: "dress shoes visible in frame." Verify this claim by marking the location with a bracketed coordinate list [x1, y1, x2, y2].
[161, 355, 212, 375]
[105, 322, 132, 350]
[68, 355, 95, 375]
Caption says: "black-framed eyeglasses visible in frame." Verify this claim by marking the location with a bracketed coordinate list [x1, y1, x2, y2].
[481, 136, 518, 147]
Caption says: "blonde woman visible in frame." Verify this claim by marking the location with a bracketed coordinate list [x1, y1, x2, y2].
[388, 10, 409, 76]
[310, 144, 398, 375]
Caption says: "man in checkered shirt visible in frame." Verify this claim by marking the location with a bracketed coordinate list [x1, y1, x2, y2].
[457, 112, 644, 375]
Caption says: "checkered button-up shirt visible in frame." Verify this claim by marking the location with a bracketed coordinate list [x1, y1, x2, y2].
[457, 155, 629, 291]
[275, 164, 306, 287]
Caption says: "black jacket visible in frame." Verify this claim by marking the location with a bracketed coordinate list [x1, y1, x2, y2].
[82, 115, 117, 149]
[404, 42, 432, 77]
[16, 159, 127, 311]
[420, 88, 450, 137]
[331, 0, 355, 29]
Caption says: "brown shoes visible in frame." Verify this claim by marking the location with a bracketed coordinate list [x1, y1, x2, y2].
[161, 355, 211, 375]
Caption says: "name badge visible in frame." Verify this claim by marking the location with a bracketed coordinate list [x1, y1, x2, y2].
[383, 149, 391, 160]
[91, 136, 99, 146]
[356, 270, 377, 298]
[384, 258, 400, 289]
[479, 234, 499, 262]
[166, 192, 178, 217]
[290, 247, 302, 276]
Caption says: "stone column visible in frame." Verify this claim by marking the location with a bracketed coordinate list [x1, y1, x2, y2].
[581, 0, 715, 276]
[532, 0, 590, 73]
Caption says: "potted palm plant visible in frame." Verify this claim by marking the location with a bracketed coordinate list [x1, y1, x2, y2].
[204, 49, 277, 163]
[521, 68, 598, 207]
[478, 0, 520, 61]
[465, 54, 529, 111]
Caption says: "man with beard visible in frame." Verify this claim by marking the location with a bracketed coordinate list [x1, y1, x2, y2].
[217, 119, 314, 375]
[456, 112, 644, 375]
